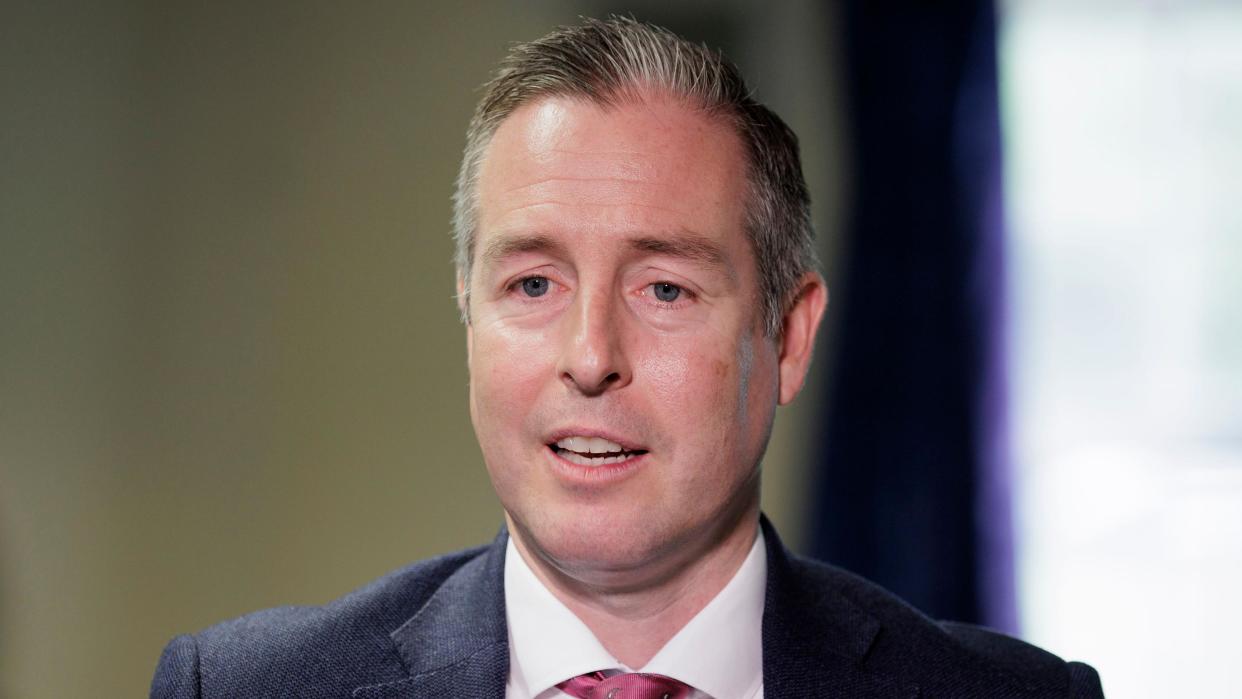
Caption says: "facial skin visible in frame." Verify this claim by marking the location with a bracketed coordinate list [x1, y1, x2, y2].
[464, 93, 826, 639]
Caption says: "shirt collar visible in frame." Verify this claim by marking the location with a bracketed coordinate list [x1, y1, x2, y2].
[504, 529, 766, 699]
[504, 537, 620, 697]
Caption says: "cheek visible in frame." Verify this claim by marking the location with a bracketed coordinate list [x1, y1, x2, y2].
[637, 334, 749, 442]
[469, 325, 551, 432]
[469, 325, 555, 505]
[642, 333, 758, 399]
[637, 338, 695, 393]
[643, 332, 777, 480]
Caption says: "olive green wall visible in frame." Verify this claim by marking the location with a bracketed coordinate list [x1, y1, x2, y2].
[0, 3, 844, 696]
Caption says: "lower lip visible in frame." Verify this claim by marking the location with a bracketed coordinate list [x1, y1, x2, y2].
[545, 446, 649, 485]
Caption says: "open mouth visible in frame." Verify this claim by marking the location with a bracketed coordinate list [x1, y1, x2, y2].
[549, 436, 648, 467]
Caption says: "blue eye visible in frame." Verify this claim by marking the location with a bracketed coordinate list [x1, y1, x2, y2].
[652, 282, 681, 302]
[520, 276, 549, 297]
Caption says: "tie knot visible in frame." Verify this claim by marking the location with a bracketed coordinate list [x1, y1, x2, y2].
[557, 671, 693, 699]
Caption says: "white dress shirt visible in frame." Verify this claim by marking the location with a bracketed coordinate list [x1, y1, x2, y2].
[504, 530, 766, 699]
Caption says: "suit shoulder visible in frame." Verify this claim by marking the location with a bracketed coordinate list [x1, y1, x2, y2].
[197, 544, 489, 646]
[165, 544, 490, 697]
[937, 623, 1104, 697]
[786, 553, 1102, 697]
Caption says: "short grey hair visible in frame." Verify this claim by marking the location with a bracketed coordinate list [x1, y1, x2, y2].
[452, 16, 817, 336]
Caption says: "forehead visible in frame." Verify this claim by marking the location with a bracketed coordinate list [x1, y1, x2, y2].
[474, 94, 750, 261]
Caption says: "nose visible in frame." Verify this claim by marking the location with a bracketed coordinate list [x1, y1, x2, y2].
[556, 288, 632, 396]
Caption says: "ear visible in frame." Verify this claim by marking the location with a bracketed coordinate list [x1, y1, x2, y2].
[777, 272, 828, 405]
[457, 271, 473, 362]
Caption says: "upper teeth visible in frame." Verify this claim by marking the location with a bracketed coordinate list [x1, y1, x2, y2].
[556, 436, 626, 454]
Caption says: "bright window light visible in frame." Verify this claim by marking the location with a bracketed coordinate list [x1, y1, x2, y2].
[1001, 2, 1242, 697]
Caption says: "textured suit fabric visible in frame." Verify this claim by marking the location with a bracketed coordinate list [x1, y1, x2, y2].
[150, 518, 1103, 698]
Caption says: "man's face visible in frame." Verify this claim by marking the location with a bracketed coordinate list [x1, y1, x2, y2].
[465, 94, 793, 581]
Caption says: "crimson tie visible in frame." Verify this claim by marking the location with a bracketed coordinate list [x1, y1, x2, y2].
[557, 671, 693, 699]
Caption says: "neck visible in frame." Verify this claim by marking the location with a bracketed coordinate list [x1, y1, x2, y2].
[508, 505, 760, 669]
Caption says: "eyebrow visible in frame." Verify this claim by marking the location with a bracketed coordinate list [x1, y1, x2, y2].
[479, 230, 734, 277]
[480, 234, 568, 267]
[627, 233, 732, 275]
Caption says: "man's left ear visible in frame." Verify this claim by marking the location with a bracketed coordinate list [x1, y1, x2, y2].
[777, 272, 828, 405]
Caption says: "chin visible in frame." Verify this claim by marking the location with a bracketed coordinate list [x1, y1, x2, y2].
[510, 506, 679, 578]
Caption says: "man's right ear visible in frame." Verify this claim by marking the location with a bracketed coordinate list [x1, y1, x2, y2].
[456, 272, 469, 321]
[458, 272, 473, 361]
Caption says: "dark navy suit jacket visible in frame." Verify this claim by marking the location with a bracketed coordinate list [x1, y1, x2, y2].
[151, 518, 1103, 698]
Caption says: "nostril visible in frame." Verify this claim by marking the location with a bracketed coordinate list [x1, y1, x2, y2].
[561, 368, 624, 396]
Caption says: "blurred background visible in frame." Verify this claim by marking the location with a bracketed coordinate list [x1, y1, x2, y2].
[1, 1, 1237, 697]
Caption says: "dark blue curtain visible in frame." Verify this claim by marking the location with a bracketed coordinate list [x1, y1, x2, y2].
[809, 1, 1016, 632]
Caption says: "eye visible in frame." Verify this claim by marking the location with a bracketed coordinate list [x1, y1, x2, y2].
[519, 276, 550, 298]
[651, 282, 682, 303]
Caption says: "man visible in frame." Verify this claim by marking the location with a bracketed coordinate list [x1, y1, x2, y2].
[151, 17, 1103, 698]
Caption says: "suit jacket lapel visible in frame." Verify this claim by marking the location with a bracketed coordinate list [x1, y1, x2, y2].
[353, 531, 510, 699]
[760, 516, 919, 699]
[355, 519, 918, 698]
